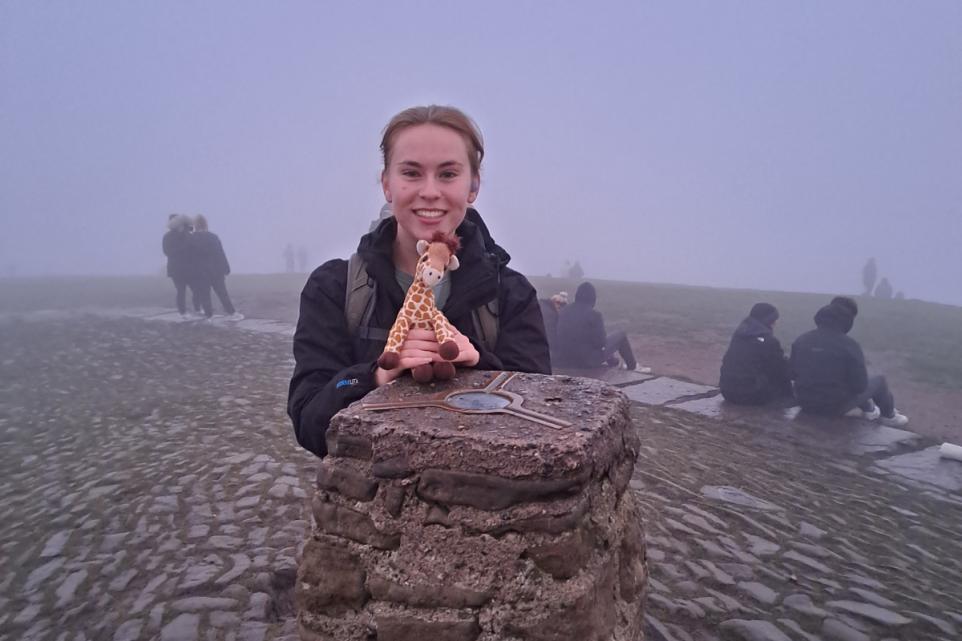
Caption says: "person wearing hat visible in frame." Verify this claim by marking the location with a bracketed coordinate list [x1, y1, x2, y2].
[719, 302, 793, 405]
[791, 296, 908, 426]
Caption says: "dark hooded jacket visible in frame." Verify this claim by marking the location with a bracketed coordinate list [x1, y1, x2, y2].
[162, 228, 193, 280]
[190, 230, 231, 282]
[554, 283, 607, 368]
[287, 208, 551, 457]
[790, 303, 868, 414]
[719, 316, 792, 403]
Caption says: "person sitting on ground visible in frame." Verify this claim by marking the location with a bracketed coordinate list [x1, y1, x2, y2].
[288, 105, 551, 458]
[190, 215, 244, 321]
[555, 282, 642, 371]
[538, 291, 568, 364]
[719, 302, 793, 405]
[790, 296, 908, 426]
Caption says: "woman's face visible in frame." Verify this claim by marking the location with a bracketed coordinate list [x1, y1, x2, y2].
[382, 124, 478, 249]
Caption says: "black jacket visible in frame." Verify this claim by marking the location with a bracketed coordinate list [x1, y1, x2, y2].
[790, 304, 868, 414]
[190, 231, 231, 281]
[554, 300, 606, 368]
[719, 317, 792, 403]
[162, 229, 193, 280]
[287, 209, 551, 457]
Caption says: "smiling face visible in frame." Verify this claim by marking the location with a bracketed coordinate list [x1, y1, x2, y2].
[382, 124, 479, 256]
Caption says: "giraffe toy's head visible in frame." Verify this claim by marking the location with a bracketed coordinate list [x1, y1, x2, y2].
[415, 232, 461, 287]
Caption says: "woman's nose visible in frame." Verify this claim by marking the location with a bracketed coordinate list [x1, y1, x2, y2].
[419, 177, 441, 198]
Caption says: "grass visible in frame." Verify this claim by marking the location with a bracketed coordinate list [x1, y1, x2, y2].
[4, 273, 961, 390]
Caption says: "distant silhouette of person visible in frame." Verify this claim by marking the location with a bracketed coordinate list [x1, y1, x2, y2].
[162, 214, 196, 319]
[719, 303, 793, 405]
[538, 291, 568, 365]
[791, 296, 908, 426]
[283, 243, 295, 273]
[297, 245, 309, 273]
[555, 282, 639, 370]
[191, 215, 243, 321]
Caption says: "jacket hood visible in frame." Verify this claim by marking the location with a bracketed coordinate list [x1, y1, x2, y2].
[814, 303, 855, 333]
[574, 282, 597, 307]
[734, 316, 775, 339]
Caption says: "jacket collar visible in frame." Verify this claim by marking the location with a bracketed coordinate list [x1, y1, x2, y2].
[356, 208, 505, 316]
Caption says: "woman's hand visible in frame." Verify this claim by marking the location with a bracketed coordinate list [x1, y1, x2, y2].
[374, 328, 479, 386]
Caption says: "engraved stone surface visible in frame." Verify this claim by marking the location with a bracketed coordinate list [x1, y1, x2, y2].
[297, 370, 646, 641]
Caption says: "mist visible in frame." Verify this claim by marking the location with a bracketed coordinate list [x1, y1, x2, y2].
[2, 1, 960, 305]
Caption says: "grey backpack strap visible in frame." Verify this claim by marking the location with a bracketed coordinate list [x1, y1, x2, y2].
[344, 254, 389, 342]
[472, 298, 500, 352]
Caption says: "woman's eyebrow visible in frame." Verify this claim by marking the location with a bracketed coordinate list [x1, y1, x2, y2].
[397, 160, 464, 169]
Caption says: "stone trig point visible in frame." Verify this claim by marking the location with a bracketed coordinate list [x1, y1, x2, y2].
[296, 370, 647, 641]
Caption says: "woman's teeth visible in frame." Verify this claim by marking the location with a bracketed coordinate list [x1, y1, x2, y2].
[415, 209, 444, 219]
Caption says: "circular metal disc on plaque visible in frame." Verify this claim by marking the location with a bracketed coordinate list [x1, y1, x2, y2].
[446, 391, 511, 411]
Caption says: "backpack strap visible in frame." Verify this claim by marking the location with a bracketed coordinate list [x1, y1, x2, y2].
[345, 253, 389, 342]
[472, 299, 500, 353]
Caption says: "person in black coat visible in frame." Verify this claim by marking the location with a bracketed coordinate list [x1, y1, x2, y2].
[719, 303, 793, 405]
[288, 105, 551, 458]
[161, 214, 196, 318]
[190, 215, 242, 320]
[555, 282, 638, 371]
[790, 296, 908, 426]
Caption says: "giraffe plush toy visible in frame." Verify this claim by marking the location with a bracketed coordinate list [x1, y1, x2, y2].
[377, 232, 461, 383]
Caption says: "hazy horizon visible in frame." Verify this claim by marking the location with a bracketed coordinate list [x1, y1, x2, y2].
[2, 1, 960, 304]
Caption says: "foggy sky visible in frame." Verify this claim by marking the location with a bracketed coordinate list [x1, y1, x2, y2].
[2, 1, 961, 304]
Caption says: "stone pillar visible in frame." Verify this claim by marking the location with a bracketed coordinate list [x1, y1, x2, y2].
[296, 371, 647, 641]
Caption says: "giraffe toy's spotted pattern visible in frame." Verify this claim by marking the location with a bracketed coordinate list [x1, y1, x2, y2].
[377, 232, 462, 383]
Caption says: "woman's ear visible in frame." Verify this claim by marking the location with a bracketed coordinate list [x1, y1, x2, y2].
[468, 175, 480, 203]
[381, 172, 391, 203]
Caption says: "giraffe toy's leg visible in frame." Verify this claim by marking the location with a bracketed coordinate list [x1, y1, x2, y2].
[378, 316, 411, 370]
[432, 311, 460, 361]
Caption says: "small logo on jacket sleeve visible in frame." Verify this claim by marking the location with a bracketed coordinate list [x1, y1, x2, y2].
[336, 378, 360, 389]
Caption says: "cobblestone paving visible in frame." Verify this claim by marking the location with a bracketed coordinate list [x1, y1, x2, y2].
[0, 315, 315, 641]
[632, 404, 962, 641]
[2, 309, 960, 641]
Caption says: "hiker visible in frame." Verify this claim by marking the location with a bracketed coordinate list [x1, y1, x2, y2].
[538, 291, 568, 364]
[190, 215, 244, 321]
[288, 105, 551, 458]
[162, 214, 197, 320]
[555, 282, 639, 371]
[790, 296, 908, 426]
[719, 303, 793, 405]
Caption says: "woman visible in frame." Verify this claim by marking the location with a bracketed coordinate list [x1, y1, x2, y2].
[190, 214, 243, 321]
[161, 214, 195, 320]
[288, 105, 551, 457]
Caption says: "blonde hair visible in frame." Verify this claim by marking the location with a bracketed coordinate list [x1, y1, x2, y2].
[380, 105, 484, 177]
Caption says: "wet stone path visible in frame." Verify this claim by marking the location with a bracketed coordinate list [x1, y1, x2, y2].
[632, 404, 962, 641]
[1, 309, 961, 641]
[0, 315, 315, 641]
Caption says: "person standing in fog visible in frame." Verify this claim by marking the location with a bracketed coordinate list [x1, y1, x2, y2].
[191, 215, 244, 321]
[162, 214, 196, 320]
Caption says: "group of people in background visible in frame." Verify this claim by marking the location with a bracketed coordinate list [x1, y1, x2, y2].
[720, 296, 908, 427]
[540, 282, 650, 374]
[162, 214, 244, 322]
